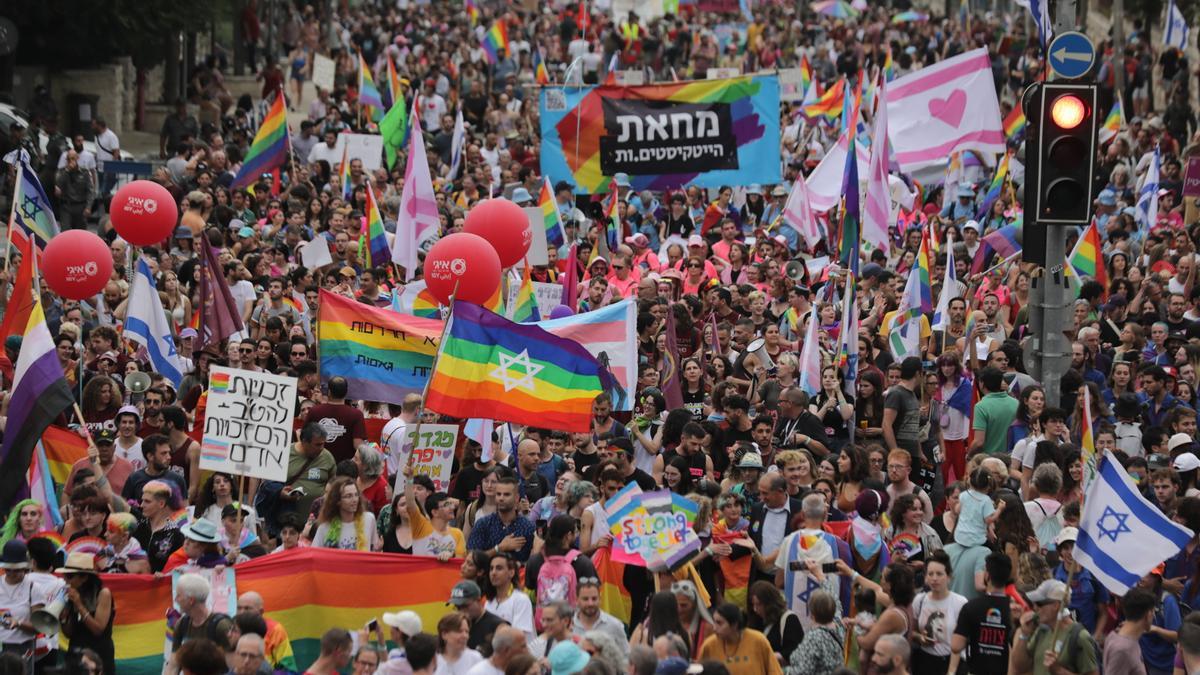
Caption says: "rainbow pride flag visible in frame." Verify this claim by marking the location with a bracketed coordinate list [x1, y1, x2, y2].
[210, 371, 231, 393]
[393, 280, 441, 319]
[1068, 219, 1107, 291]
[801, 78, 845, 126]
[799, 54, 813, 93]
[1003, 105, 1026, 141]
[40, 424, 88, 487]
[883, 45, 895, 82]
[1099, 97, 1123, 145]
[481, 20, 509, 64]
[426, 302, 611, 432]
[361, 184, 390, 269]
[510, 265, 540, 323]
[339, 146, 353, 200]
[358, 52, 384, 112]
[109, 549, 461, 674]
[539, 177, 565, 248]
[385, 53, 404, 111]
[465, 0, 480, 26]
[975, 152, 1011, 220]
[317, 289, 443, 405]
[231, 92, 289, 190]
[534, 48, 550, 85]
[1079, 378, 1097, 484]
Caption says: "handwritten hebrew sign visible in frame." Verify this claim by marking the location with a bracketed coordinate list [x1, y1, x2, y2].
[201, 366, 297, 481]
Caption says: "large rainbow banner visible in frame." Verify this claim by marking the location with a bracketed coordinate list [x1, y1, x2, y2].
[540, 75, 781, 194]
[317, 289, 444, 405]
[108, 549, 461, 674]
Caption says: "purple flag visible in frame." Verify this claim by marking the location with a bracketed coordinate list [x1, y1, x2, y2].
[198, 237, 245, 350]
[561, 244, 579, 311]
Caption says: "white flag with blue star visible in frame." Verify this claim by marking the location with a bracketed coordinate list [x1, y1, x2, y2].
[1136, 146, 1161, 227]
[1074, 450, 1194, 594]
[1165, 0, 1190, 50]
[125, 258, 184, 386]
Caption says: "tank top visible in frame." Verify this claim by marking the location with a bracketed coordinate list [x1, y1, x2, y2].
[170, 437, 193, 486]
[860, 605, 914, 675]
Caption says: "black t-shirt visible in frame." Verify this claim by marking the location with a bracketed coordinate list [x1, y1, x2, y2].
[954, 593, 1012, 675]
[518, 471, 550, 504]
[469, 611, 508, 657]
[626, 468, 657, 491]
[682, 388, 706, 420]
[883, 385, 921, 453]
[133, 521, 185, 573]
[451, 463, 490, 504]
[660, 448, 709, 481]
[570, 448, 601, 478]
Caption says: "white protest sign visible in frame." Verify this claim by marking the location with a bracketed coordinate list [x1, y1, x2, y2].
[312, 54, 336, 92]
[331, 133, 386, 172]
[201, 367, 297, 482]
[707, 68, 741, 80]
[299, 238, 334, 269]
[391, 423, 458, 493]
[505, 280, 564, 319]
[611, 0, 667, 20]
[615, 70, 646, 86]
[522, 207, 550, 266]
[778, 68, 805, 102]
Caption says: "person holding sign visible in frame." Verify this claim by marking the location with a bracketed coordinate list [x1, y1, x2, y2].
[401, 462, 464, 561]
[312, 477, 380, 551]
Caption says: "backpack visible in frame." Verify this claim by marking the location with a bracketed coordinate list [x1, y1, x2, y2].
[1033, 500, 1064, 552]
[535, 551, 580, 632]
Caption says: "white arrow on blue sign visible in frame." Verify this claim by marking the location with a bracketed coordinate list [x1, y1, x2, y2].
[1048, 31, 1096, 80]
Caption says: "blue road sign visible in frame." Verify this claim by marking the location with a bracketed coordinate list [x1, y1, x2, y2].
[1048, 32, 1096, 79]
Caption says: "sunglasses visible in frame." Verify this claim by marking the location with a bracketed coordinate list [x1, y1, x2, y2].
[240, 348, 253, 354]
[688, 262, 703, 268]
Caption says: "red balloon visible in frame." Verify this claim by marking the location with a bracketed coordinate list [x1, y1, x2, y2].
[42, 230, 114, 301]
[423, 233, 501, 306]
[462, 199, 532, 268]
[109, 180, 179, 246]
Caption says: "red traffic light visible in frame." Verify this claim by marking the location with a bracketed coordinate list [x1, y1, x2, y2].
[1050, 94, 1086, 129]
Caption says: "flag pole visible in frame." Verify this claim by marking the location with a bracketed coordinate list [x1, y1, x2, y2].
[406, 280, 459, 484]
[4, 160, 23, 268]
[281, 87, 298, 185]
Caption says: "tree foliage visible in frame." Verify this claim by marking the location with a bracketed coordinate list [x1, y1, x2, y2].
[2, 1, 230, 70]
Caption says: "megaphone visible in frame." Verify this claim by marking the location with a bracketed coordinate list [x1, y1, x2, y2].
[31, 588, 66, 635]
[745, 338, 775, 370]
[125, 371, 151, 394]
[784, 260, 805, 281]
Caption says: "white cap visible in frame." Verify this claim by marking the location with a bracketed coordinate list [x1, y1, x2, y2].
[1174, 452, 1200, 472]
[1055, 527, 1078, 547]
[382, 610, 422, 636]
[1168, 433, 1195, 452]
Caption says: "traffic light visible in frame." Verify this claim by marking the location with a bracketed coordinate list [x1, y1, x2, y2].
[1026, 82, 1099, 225]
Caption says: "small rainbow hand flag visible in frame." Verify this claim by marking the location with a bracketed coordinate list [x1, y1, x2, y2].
[534, 48, 550, 85]
[800, 78, 846, 126]
[481, 21, 509, 65]
[1003, 105, 1026, 141]
[539, 177, 565, 248]
[210, 371, 231, 393]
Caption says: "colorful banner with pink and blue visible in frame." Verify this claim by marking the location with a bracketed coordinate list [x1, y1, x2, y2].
[539, 75, 780, 194]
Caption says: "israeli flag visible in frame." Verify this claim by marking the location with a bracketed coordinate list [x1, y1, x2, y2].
[1136, 146, 1161, 227]
[125, 258, 184, 386]
[1074, 451, 1194, 594]
[931, 240, 956, 330]
[1016, 0, 1054, 46]
[1165, 0, 1190, 50]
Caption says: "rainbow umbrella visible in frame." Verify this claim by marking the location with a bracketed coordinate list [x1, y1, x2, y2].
[811, 0, 858, 17]
[891, 10, 930, 22]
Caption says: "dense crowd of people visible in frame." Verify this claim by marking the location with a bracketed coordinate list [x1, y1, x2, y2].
[3, 0, 1200, 674]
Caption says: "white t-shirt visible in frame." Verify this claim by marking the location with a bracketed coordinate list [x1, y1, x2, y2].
[0, 576, 36, 644]
[115, 438, 145, 472]
[1024, 497, 1062, 532]
[435, 649, 484, 675]
[27, 572, 63, 654]
[381, 415, 410, 477]
[485, 589, 535, 641]
[307, 141, 342, 167]
[464, 659, 503, 675]
[913, 590, 967, 657]
[94, 129, 119, 161]
[1014, 433, 1047, 470]
[312, 512, 379, 551]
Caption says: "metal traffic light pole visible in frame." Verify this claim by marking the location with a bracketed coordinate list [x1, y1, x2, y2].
[1024, 0, 1084, 409]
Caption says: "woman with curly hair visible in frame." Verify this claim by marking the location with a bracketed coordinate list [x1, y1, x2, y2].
[313, 477, 379, 551]
[834, 445, 869, 516]
[81, 375, 121, 436]
[993, 491, 1038, 574]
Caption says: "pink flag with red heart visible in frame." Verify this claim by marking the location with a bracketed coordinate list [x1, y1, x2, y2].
[885, 48, 1005, 171]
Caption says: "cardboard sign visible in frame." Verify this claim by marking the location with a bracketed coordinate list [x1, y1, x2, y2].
[201, 367, 297, 482]
[391, 423, 458, 493]
[312, 54, 336, 92]
[707, 67, 741, 80]
[328, 133, 387, 172]
[605, 483, 702, 570]
[615, 70, 646, 86]
[522, 207, 551, 266]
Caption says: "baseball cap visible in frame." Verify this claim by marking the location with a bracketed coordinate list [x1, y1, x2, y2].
[179, 327, 199, 339]
[1169, 433, 1195, 453]
[962, 220, 980, 232]
[381, 610, 422, 636]
[99, 351, 119, 363]
[957, 184, 975, 198]
[1055, 527, 1079, 547]
[94, 428, 117, 444]
[625, 233, 649, 248]
[447, 580, 482, 606]
[687, 235, 705, 248]
[1174, 452, 1200, 472]
[1097, 189, 1117, 206]
[1026, 579, 1068, 604]
[737, 452, 764, 469]
[772, 185, 788, 197]
[238, 226, 255, 238]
